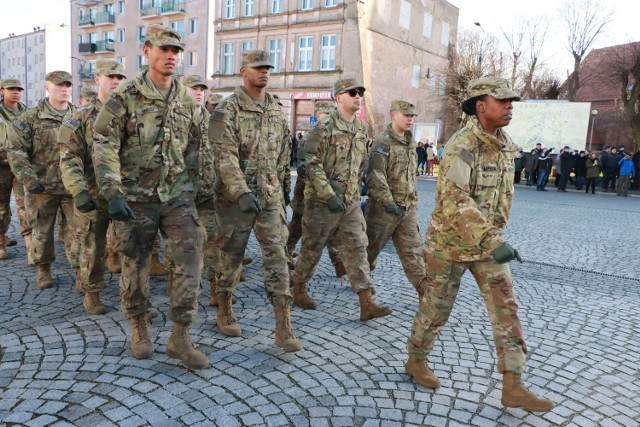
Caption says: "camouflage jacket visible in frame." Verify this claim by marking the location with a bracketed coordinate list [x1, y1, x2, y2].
[424, 118, 518, 262]
[184, 105, 215, 204]
[366, 124, 418, 209]
[93, 70, 198, 203]
[7, 99, 76, 194]
[304, 109, 368, 206]
[0, 101, 27, 167]
[208, 86, 290, 207]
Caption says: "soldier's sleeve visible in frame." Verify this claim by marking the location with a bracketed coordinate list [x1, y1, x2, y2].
[6, 110, 39, 188]
[440, 143, 505, 252]
[58, 113, 88, 197]
[365, 138, 394, 206]
[93, 92, 126, 200]
[198, 109, 216, 198]
[304, 122, 334, 202]
[277, 122, 292, 197]
[208, 105, 251, 199]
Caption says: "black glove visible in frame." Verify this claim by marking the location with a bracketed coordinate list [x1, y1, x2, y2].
[327, 194, 346, 213]
[108, 193, 135, 221]
[238, 192, 262, 214]
[74, 190, 97, 213]
[384, 203, 403, 216]
[491, 242, 524, 264]
[284, 192, 291, 206]
[27, 181, 45, 194]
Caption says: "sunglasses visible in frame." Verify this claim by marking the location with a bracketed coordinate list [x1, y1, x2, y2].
[343, 88, 365, 97]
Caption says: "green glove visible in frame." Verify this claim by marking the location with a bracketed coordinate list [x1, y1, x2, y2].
[327, 194, 346, 213]
[491, 242, 524, 264]
[238, 192, 262, 214]
[27, 181, 45, 194]
[108, 193, 135, 221]
[74, 190, 97, 213]
[384, 203, 403, 216]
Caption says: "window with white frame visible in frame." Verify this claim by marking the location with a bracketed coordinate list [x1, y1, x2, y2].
[137, 55, 143, 69]
[170, 20, 184, 37]
[298, 36, 313, 71]
[117, 29, 125, 43]
[243, 0, 254, 16]
[320, 34, 336, 70]
[188, 51, 197, 66]
[271, 0, 282, 13]
[441, 22, 450, 47]
[117, 1, 125, 13]
[137, 26, 145, 41]
[104, 30, 114, 42]
[222, 43, 235, 74]
[189, 18, 198, 34]
[268, 39, 282, 72]
[423, 12, 433, 38]
[225, 0, 235, 19]
[324, 0, 336, 6]
[241, 40, 254, 54]
[301, 0, 313, 10]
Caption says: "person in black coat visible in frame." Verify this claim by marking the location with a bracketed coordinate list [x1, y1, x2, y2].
[534, 148, 553, 191]
[574, 151, 587, 190]
[557, 146, 576, 192]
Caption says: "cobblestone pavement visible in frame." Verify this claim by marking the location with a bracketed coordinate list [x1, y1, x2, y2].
[1, 177, 639, 427]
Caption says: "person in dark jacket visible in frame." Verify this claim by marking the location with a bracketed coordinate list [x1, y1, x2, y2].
[557, 146, 576, 192]
[573, 151, 587, 190]
[416, 142, 427, 175]
[534, 148, 553, 191]
[513, 146, 524, 184]
[524, 148, 536, 186]
[601, 146, 617, 191]
[585, 153, 599, 194]
[633, 149, 640, 190]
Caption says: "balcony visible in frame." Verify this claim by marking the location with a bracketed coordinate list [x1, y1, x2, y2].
[78, 12, 115, 27]
[78, 40, 115, 55]
[77, 0, 100, 5]
[140, 0, 185, 18]
[78, 69, 95, 81]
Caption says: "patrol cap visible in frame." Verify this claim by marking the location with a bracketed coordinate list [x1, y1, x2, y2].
[181, 75, 209, 89]
[241, 50, 273, 68]
[466, 77, 521, 102]
[80, 85, 98, 99]
[390, 100, 417, 116]
[96, 59, 126, 78]
[46, 71, 73, 85]
[1, 78, 24, 90]
[332, 77, 365, 97]
[145, 24, 185, 50]
[314, 100, 334, 115]
[206, 93, 223, 104]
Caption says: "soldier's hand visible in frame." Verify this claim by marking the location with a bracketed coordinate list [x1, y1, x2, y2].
[327, 195, 346, 213]
[384, 203, 403, 216]
[491, 242, 523, 264]
[108, 193, 135, 221]
[27, 181, 45, 194]
[74, 190, 97, 213]
[238, 192, 262, 214]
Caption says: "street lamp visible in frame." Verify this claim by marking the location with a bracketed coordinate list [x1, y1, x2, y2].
[474, 22, 484, 78]
[588, 109, 598, 151]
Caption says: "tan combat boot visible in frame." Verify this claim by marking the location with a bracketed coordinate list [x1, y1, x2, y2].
[2, 235, 17, 247]
[501, 372, 555, 412]
[36, 264, 53, 289]
[166, 323, 210, 369]
[405, 356, 440, 388]
[209, 278, 236, 307]
[291, 282, 317, 310]
[106, 249, 121, 273]
[0, 238, 7, 260]
[334, 261, 346, 278]
[24, 234, 34, 266]
[145, 308, 158, 321]
[149, 254, 168, 276]
[273, 298, 303, 352]
[83, 292, 106, 315]
[130, 315, 153, 359]
[358, 288, 392, 321]
[216, 294, 242, 336]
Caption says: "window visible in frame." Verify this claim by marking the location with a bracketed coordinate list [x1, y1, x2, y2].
[222, 43, 234, 75]
[78, 34, 84, 44]
[189, 18, 198, 34]
[137, 55, 144, 69]
[324, 0, 336, 6]
[118, 29, 125, 43]
[301, 0, 313, 10]
[104, 30, 114, 42]
[298, 36, 313, 71]
[268, 39, 282, 72]
[39, 35, 43, 43]
[88, 32, 97, 43]
[399, 0, 410, 30]
[117, 57, 125, 66]
[104, 3, 114, 13]
[441, 22, 450, 47]
[243, 0, 254, 16]
[170, 20, 185, 37]
[241, 41, 254, 54]
[225, 0, 235, 19]
[118, 1, 125, 13]
[188, 51, 197, 66]
[422, 12, 432, 38]
[320, 34, 336, 70]
[271, 0, 282, 13]
[137, 26, 145, 41]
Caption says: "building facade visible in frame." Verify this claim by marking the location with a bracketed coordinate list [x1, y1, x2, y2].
[0, 25, 71, 108]
[69, 0, 214, 101]
[211, 0, 458, 136]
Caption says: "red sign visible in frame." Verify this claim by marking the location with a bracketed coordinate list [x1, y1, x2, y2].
[293, 91, 332, 100]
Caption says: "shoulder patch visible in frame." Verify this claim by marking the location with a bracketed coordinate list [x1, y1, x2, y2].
[375, 147, 390, 156]
[13, 119, 27, 132]
[211, 109, 226, 120]
[104, 98, 124, 116]
[458, 147, 474, 167]
[62, 118, 79, 129]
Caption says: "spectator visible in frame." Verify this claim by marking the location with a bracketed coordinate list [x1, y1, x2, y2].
[616, 154, 635, 197]
[574, 150, 587, 191]
[558, 146, 576, 192]
[426, 143, 436, 176]
[524, 148, 537, 186]
[633, 148, 640, 190]
[585, 152, 599, 194]
[514, 146, 524, 184]
[416, 142, 426, 175]
[437, 143, 444, 161]
[290, 133, 298, 167]
[534, 148, 553, 191]
[601, 146, 619, 191]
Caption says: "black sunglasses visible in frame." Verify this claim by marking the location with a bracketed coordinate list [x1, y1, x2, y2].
[344, 88, 365, 97]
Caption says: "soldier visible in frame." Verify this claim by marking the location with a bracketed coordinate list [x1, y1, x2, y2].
[405, 78, 554, 412]
[208, 49, 301, 352]
[290, 77, 392, 321]
[8, 71, 78, 287]
[78, 85, 98, 107]
[58, 59, 126, 314]
[364, 100, 427, 297]
[92, 25, 208, 369]
[0, 78, 27, 260]
[205, 93, 223, 114]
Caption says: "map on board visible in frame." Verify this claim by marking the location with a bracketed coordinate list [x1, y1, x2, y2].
[507, 101, 592, 151]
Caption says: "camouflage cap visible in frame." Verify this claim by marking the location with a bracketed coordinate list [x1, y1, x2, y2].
[466, 77, 521, 101]
[96, 59, 126, 78]
[241, 50, 273, 68]
[45, 71, 73, 85]
[390, 100, 417, 116]
[1, 78, 24, 90]
[206, 93, 223, 104]
[181, 75, 209, 89]
[80, 85, 98, 99]
[145, 24, 185, 50]
[332, 77, 365, 97]
[314, 100, 335, 115]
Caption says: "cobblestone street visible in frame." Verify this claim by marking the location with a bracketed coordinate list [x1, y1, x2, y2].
[1, 178, 639, 427]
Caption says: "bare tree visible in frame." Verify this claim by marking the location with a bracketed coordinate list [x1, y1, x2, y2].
[501, 18, 526, 89]
[520, 16, 551, 99]
[559, 0, 612, 100]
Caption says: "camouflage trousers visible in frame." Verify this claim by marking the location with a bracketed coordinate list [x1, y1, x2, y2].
[215, 200, 290, 300]
[364, 201, 427, 292]
[74, 199, 109, 292]
[107, 222, 162, 256]
[291, 200, 375, 293]
[25, 193, 78, 267]
[0, 167, 12, 236]
[407, 251, 527, 373]
[113, 192, 204, 324]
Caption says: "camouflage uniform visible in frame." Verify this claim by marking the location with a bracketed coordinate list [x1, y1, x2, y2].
[93, 66, 204, 324]
[7, 72, 78, 268]
[365, 101, 427, 294]
[407, 80, 526, 374]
